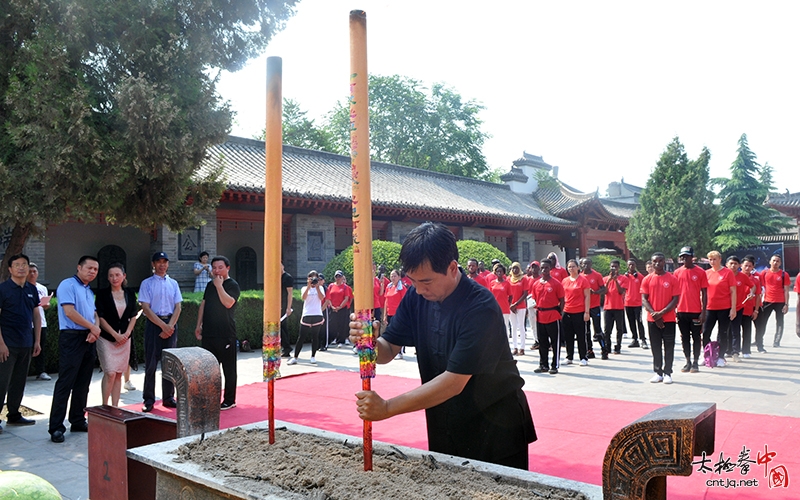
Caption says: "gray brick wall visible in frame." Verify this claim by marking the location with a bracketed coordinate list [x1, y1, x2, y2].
[291, 215, 335, 277]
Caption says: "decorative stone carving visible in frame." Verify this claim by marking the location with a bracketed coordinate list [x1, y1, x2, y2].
[162, 347, 221, 438]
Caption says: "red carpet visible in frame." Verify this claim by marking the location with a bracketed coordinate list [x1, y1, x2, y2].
[127, 371, 798, 499]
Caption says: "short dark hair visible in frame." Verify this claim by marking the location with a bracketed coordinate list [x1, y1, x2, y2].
[198, 251, 209, 260]
[7, 253, 29, 268]
[399, 222, 458, 275]
[467, 258, 478, 266]
[211, 256, 230, 267]
[743, 254, 756, 264]
[78, 255, 98, 266]
[726, 255, 740, 264]
[610, 259, 621, 266]
[651, 252, 665, 261]
[541, 258, 553, 268]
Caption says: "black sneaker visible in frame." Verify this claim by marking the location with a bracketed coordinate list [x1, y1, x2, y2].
[587, 349, 596, 359]
[641, 340, 649, 349]
[221, 402, 237, 411]
[548, 368, 558, 375]
[601, 352, 609, 360]
[533, 366, 548, 373]
[613, 346, 621, 355]
[690, 362, 700, 373]
[681, 362, 692, 373]
[7, 416, 35, 426]
[532, 342, 540, 350]
[628, 340, 640, 348]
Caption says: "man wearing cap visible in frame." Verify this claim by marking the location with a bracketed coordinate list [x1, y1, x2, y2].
[673, 246, 707, 373]
[138, 252, 182, 412]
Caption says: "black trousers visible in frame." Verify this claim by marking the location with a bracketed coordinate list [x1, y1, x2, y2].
[703, 309, 731, 359]
[648, 321, 676, 376]
[677, 312, 702, 363]
[562, 312, 587, 361]
[49, 330, 96, 434]
[604, 309, 625, 350]
[585, 306, 603, 352]
[201, 336, 237, 405]
[32, 326, 47, 374]
[756, 302, 785, 347]
[741, 314, 754, 355]
[0, 346, 31, 422]
[294, 315, 323, 358]
[143, 319, 178, 406]
[537, 321, 561, 370]
[280, 316, 292, 356]
[727, 309, 744, 355]
[330, 308, 352, 344]
[625, 306, 645, 342]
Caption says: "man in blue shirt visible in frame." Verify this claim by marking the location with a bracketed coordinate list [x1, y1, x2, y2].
[139, 252, 182, 412]
[350, 223, 536, 470]
[0, 254, 42, 433]
[48, 255, 100, 443]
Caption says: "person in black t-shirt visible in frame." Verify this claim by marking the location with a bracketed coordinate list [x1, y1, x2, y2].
[280, 263, 294, 357]
[195, 256, 241, 411]
[349, 223, 536, 470]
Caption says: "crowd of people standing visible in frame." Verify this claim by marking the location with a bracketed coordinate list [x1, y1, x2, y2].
[465, 249, 799, 384]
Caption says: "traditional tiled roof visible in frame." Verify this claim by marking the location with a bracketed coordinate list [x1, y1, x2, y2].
[512, 152, 553, 171]
[766, 192, 800, 218]
[202, 136, 576, 230]
[535, 183, 636, 224]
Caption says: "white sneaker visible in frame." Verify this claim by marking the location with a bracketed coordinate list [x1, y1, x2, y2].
[287, 357, 297, 365]
[124, 380, 136, 391]
[37, 372, 52, 381]
[732, 354, 740, 363]
[716, 358, 726, 367]
[743, 353, 752, 359]
[309, 357, 317, 365]
[394, 353, 403, 360]
[580, 359, 588, 366]
[565, 359, 573, 365]
[663, 375, 673, 384]
[649, 374, 663, 383]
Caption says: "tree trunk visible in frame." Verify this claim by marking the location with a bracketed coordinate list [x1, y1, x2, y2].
[0, 222, 33, 281]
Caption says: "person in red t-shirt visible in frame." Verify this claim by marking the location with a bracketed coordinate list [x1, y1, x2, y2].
[641, 252, 680, 384]
[673, 246, 708, 373]
[703, 250, 737, 366]
[547, 252, 568, 282]
[383, 270, 408, 359]
[526, 261, 541, 349]
[725, 256, 754, 363]
[603, 260, 629, 355]
[561, 260, 591, 365]
[624, 259, 648, 350]
[740, 255, 761, 357]
[466, 258, 489, 289]
[373, 263, 389, 323]
[489, 263, 513, 341]
[399, 268, 412, 290]
[325, 270, 353, 346]
[508, 262, 530, 356]
[580, 257, 607, 358]
[755, 254, 791, 349]
[530, 259, 565, 374]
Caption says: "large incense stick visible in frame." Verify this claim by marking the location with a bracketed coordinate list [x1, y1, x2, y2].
[263, 56, 283, 445]
[349, 9, 375, 472]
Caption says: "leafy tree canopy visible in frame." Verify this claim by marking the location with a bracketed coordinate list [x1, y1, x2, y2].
[626, 137, 718, 260]
[0, 0, 298, 274]
[280, 74, 494, 181]
[713, 134, 793, 252]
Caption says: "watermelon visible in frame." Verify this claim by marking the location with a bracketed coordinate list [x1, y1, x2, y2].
[0, 470, 60, 500]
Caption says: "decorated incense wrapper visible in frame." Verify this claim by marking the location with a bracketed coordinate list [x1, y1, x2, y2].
[263, 321, 281, 381]
[356, 309, 376, 379]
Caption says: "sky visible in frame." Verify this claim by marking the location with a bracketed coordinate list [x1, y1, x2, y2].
[217, 0, 799, 194]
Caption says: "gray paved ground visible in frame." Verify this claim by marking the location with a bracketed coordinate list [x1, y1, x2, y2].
[1, 293, 797, 499]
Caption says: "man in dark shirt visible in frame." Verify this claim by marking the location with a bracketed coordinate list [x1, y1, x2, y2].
[350, 223, 536, 469]
[0, 254, 42, 432]
[195, 256, 241, 410]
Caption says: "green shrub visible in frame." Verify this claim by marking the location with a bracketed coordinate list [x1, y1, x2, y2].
[32, 290, 305, 375]
[456, 240, 511, 270]
[323, 240, 402, 283]
[586, 255, 625, 278]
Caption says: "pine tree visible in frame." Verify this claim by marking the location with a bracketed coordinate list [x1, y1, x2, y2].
[713, 134, 793, 252]
[627, 137, 717, 259]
